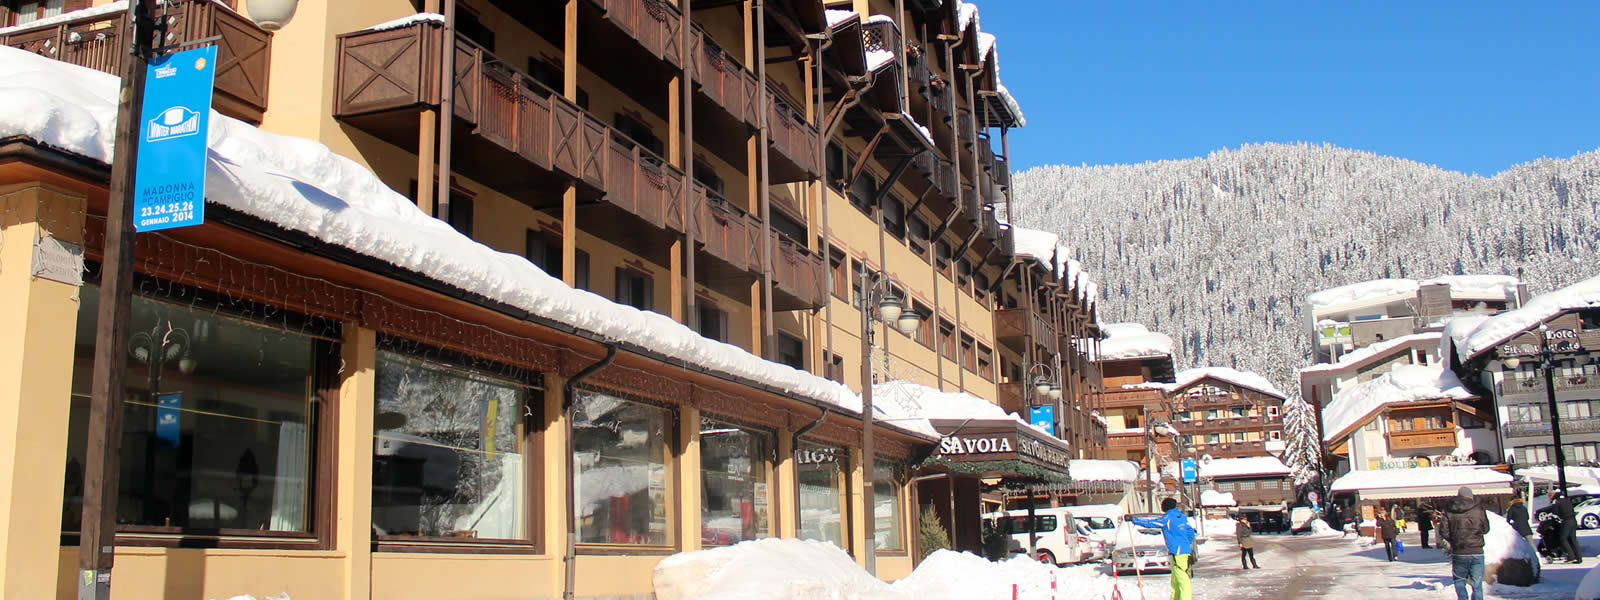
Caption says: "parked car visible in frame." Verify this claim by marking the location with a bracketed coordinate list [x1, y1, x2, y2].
[1111, 513, 1170, 574]
[983, 508, 1091, 565]
[1535, 491, 1599, 523]
[1075, 519, 1111, 562]
[1573, 498, 1600, 529]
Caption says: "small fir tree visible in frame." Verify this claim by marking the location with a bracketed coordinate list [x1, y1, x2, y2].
[917, 505, 950, 561]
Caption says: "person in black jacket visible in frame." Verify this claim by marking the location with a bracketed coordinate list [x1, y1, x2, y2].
[1438, 487, 1490, 600]
[1506, 497, 1533, 548]
[1377, 510, 1399, 562]
[1418, 505, 1435, 549]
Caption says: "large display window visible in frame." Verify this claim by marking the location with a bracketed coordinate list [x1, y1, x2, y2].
[796, 443, 848, 548]
[572, 390, 673, 546]
[699, 418, 772, 545]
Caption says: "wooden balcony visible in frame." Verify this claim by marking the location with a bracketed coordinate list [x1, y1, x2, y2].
[333, 21, 692, 250]
[995, 308, 1058, 356]
[1108, 433, 1145, 449]
[597, 0, 684, 69]
[770, 233, 825, 311]
[766, 89, 821, 183]
[1387, 429, 1457, 451]
[2, 1, 272, 124]
[1094, 389, 1166, 410]
[692, 27, 760, 128]
[688, 187, 825, 311]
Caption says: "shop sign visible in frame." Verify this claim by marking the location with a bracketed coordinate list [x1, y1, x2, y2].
[1015, 434, 1071, 471]
[796, 447, 839, 466]
[938, 435, 1014, 456]
[1375, 454, 1473, 470]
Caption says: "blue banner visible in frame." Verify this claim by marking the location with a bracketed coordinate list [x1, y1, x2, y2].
[155, 393, 183, 447]
[1181, 457, 1198, 483]
[1029, 405, 1055, 430]
[133, 45, 216, 232]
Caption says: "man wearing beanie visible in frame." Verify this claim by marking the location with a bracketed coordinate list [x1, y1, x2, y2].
[1438, 486, 1489, 600]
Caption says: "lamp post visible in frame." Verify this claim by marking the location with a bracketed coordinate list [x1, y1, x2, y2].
[856, 262, 921, 575]
[1027, 363, 1064, 433]
[1503, 324, 1589, 528]
[79, 3, 296, 598]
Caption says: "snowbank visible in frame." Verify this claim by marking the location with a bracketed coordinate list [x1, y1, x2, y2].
[1299, 332, 1440, 374]
[0, 46, 913, 435]
[1167, 367, 1286, 399]
[1199, 456, 1291, 479]
[1070, 459, 1139, 482]
[654, 539, 892, 600]
[1308, 279, 1420, 310]
[1200, 489, 1237, 507]
[1095, 323, 1173, 361]
[1455, 273, 1600, 361]
[1321, 365, 1473, 441]
[1310, 519, 1338, 536]
[894, 551, 1079, 600]
[1485, 510, 1537, 567]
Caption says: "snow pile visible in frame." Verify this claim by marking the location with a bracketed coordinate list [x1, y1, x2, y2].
[1518, 465, 1600, 487]
[1330, 466, 1511, 494]
[1422, 274, 1521, 301]
[1308, 279, 1421, 310]
[654, 538, 892, 600]
[1439, 314, 1492, 364]
[1578, 563, 1600, 600]
[1310, 518, 1338, 536]
[0, 47, 930, 436]
[1166, 366, 1286, 399]
[1455, 272, 1600, 361]
[1199, 456, 1291, 479]
[1095, 323, 1174, 361]
[1069, 459, 1139, 482]
[0, 0, 132, 35]
[368, 12, 443, 31]
[895, 551, 1086, 599]
[872, 380, 1041, 439]
[1321, 364, 1473, 441]
[825, 9, 858, 27]
[1299, 332, 1439, 374]
[1200, 489, 1237, 507]
[1484, 510, 1537, 567]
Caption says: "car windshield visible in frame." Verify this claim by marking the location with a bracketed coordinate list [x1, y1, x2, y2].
[1082, 517, 1116, 530]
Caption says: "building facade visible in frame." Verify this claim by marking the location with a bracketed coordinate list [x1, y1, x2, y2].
[1166, 370, 1287, 461]
[0, 0, 1103, 598]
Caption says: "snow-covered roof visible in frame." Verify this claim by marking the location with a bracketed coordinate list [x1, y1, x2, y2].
[1310, 275, 1523, 313]
[1199, 456, 1291, 479]
[0, 46, 927, 438]
[1321, 364, 1474, 442]
[1167, 367, 1286, 399]
[1199, 489, 1237, 507]
[1330, 466, 1512, 495]
[1095, 323, 1174, 361]
[1517, 466, 1600, 487]
[1069, 459, 1138, 482]
[871, 380, 1051, 440]
[1299, 332, 1439, 375]
[1307, 278, 1420, 310]
[1450, 273, 1600, 362]
[1422, 275, 1521, 301]
[825, 9, 857, 26]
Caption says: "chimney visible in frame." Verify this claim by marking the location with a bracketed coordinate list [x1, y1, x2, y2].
[1418, 282, 1451, 325]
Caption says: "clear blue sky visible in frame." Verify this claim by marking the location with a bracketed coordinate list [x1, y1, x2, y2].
[981, 2, 1600, 176]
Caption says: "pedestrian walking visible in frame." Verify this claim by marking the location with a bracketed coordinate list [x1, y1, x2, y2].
[1506, 497, 1533, 548]
[1131, 498, 1197, 600]
[1377, 510, 1399, 562]
[1438, 487, 1489, 600]
[1236, 515, 1259, 569]
[1418, 505, 1435, 549]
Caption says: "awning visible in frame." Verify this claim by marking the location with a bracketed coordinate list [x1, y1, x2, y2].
[1331, 466, 1514, 501]
[1354, 482, 1514, 501]
[920, 418, 1073, 486]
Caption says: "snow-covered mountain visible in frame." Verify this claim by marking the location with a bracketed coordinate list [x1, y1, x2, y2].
[1012, 142, 1600, 399]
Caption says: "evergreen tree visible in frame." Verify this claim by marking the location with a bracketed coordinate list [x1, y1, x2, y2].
[917, 505, 951, 561]
[1281, 397, 1323, 486]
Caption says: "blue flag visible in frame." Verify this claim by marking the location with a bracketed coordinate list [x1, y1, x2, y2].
[133, 45, 215, 232]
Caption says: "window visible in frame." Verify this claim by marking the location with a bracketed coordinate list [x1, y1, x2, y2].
[824, 352, 845, 383]
[881, 195, 906, 239]
[829, 247, 849, 300]
[613, 113, 664, 157]
[616, 268, 654, 311]
[1269, 430, 1282, 441]
[574, 250, 591, 291]
[1392, 417, 1413, 432]
[1232, 407, 1248, 418]
[797, 444, 847, 548]
[849, 172, 877, 215]
[372, 348, 537, 542]
[7, 0, 62, 25]
[1460, 414, 1484, 429]
[956, 259, 973, 291]
[526, 58, 562, 97]
[972, 271, 991, 306]
[977, 344, 994, 381]
[1565, 443, 1600, 464]
[908, 215, 931, 258]
[456, 4, 496, 51]
[1424, 415, 1446, 430]
[1580, 309, 1600, 331]
[1517, 445, 1552, 465]
[700, 419, 772, 545]
[935, 240, 952, 274]
[1233, 432, 1246, 442]
[939, 320, 957, 361]
[850, 260, 867, 310]
[1216, 482, 1235, 492]
[1364, 419, 1379, 431]
[825, 143, 848, 191]
[695, 161, 725, 196]
[64, 284, 331, 539]
[1206, 409, 1220, 419]
[699, 305, 729, 343]
[1261, 480, 1279, 490]
[960, 333, 976, 371]
[912, 301, 934, 348]
[525, 229, 562, 277]
[777, 334, 805, 370]
[1267, 405, 1279, 418]
[772, 209, 808, 246]
[573, 390, 673, 545]
[1237, 481, 1257, 491]
[873, 460, 904, 552]
[1569, 401, 1594, 420]
[1207, 433, 1220, 444]
[1511, 404, 1545, 423]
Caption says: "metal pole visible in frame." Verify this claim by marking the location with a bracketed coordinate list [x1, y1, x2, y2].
[859, 262, 877, 574]
[79, 2, 155, 597]
[683, 0, 697, 329]
[435, 0, 456, 223]
[1541, 331, 1573, 519]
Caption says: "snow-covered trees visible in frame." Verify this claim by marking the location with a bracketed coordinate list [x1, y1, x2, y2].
[1011, 142, 1600, 402]
[1280, 397, 1323, 485]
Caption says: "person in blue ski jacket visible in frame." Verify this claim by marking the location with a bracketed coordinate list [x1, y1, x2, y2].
[1130, 498, 1197, 600]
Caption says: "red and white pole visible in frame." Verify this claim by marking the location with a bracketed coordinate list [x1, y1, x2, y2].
[1011, 583, 1019, 600]
[1050, 570, 1057, 600]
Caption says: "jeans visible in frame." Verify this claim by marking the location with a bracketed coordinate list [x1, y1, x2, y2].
[1240, 547, 1258, 568]
[1420, 529, 1430, 548]
[1451, 554, 1485, 600]
[1383, 539, 1396, 561]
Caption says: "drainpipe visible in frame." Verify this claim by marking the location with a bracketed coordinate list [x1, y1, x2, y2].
[563, 344, 619, 600]
[757, 0, 774, 358]
[683, 0, 698, 330]
[436, 0, 456, 223]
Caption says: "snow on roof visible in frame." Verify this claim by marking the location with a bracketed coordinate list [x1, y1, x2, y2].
[1422, 274, 1521, 301]
[977, 32, 996, 61]
[1454, 273, 1600, 361]
[900, 111, 932, 147]
[1321, 364, 1473, 442]
[1069, 459, 1138, 482]
[1330, 466, 1511, 493]
[825, 8, 859, 28]
[871, 380, 1054, 440]
[1167, 367, 1286, 399]
[957, 2, 979, 31]
[1095, 323, 1174, 361]
[369, 12, 443, 31]
[1517, 465, 1600, 487]
[864, 13, 895, 25]
[1200, 489, 1237, 507]
[1012, 225, 1058, 262]
[1299, 332, 1440, 375]
[0, 46, 910, 435]
[0, 0, 132, 35]
[1440, 314, 1491, 363]
[997, 84, 1027, 128]
[1307, 278, 1420, 310]
[867, 48, 896, 71]
[1200, 456, 1291, 479]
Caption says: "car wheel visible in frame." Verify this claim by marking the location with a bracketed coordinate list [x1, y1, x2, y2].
[1037, 550, 1057, 565]
[1584, 514, 1599, 530]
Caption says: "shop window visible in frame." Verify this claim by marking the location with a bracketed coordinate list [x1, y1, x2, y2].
[700, 419, 772, 545]
[572, 390, 673, 545]
[829, 248, 849, 300]
[372, 347, 538, 542]
[574, 250, 591, 291]
[6, 0, 62, 25]
[939, 320, 956, 361]
[698, 305, 729, 343]
[796, 444, 848, 548]
[525, 229, 562, 277]
[777, 334, 805, 370]
[908, 215, 930, 258]
[978, 344, 994, 380]
[616, 268, 654, 311]
[873, 460, 904, 552]
[63, 283, 333, 540]
[881, 195, 906, 239]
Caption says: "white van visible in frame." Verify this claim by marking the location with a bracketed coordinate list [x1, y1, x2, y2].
[1067, 503, 1123, 545]
[984, 508, 1093, 565]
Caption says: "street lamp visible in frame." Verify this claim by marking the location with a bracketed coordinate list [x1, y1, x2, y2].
[80, 2, 298, 597]
[857, 263, 920, 575]
[1502, 323, 1592, 527]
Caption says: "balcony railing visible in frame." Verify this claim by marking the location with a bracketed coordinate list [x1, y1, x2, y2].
[766, 89, 821, 182]
[692, 28, 760, 127]
[1386, 429, 1457, 451]
[598, 0, 684, 68]
[2, 0, 272, 124]
[1093, 389, 1166, 409]
[1107, 434, 1146, 449]
[1504, 416, 1600, 438]
[994, 308, 1058, 355]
